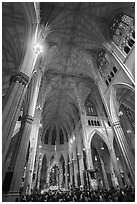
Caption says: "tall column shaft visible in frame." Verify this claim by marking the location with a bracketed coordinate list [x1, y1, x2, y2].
[100, 158, 109, 189]
[65, 165, 68, 190]
[8, 71, 42, 193]
[37, 156, 43, 189]
[113, 121, 135, 184]
[10, 116, 34, 192]
[77, 135, 84, 187]
[85, 148, 94, 170]
[31, 151, 39, 190]
[2, 43, 38, 168]
[73, 159, 78, 187]
[69, 163, 73, 186]
[78, 155, 84, 186]
[73, 148, 78, 187]
[3, 77, 29, 167]
[23, 109, 42, 194]
[109, 148, 124, 188]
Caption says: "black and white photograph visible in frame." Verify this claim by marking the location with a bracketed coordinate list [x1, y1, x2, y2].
[2, 2, 135, 202]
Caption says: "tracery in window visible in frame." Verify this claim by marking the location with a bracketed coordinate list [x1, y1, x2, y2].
[85, 95, 97, 116]
[97, 50, 118, 87]
[110, 13, 135, 55]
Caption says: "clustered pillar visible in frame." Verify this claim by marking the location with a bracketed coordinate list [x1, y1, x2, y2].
[113, 121, 135, 185]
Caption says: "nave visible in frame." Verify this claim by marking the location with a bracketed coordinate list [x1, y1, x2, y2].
[2, 2, 135, 202]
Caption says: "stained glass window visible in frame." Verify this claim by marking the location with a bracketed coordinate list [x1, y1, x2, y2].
[110, 13, 135, 55]
[123, 105, 135, 128]
[85, 95, 97, 116]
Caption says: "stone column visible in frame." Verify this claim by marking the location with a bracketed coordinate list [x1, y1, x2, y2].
[8, 71, 42, 195]
[2, 37, 40, 168]
[113, 121, 135, 184]
[2, 72, 29, 167]
[9, 115, 34, 192]
[77, 135, 84, 187]
[100, 158, 109, 189]
[117, 156, 131, 186]
[23, 108, 42, 194]
[106, 172, 113, 188]
[30, 152, 38, 191]
[73, 148, 79, 187]
[37, 155, 43, 189]
[85, 148, 94, 171]
[109, 148, 124, 188]
[65, 165, 68, 190]
[72, 159, 78, 187]
[120, 105, 135, 151]
[22, 147, 33, 195]
[77, 154, 84, 187]
[69, 163, 73, 186]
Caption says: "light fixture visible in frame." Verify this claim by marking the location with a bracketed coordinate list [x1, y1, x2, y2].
[95, 155, 97, 161]
[34, 43, 43, 54]
[118, 111, 123, 117]
[70, 138, 73, 144]
[127, 129, 132, 133]
[116, 157, 119, 160]
[101, 142, 104, 150]
[73, 136, 75, 141]
[39, 123, 43, 128]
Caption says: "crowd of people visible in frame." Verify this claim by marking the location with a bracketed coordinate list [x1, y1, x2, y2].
[20, 186, 135, 202]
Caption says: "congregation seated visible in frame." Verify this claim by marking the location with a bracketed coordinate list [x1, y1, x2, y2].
[20, 186, 135, 202]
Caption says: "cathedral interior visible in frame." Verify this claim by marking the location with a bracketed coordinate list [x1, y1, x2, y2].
[2, 2, 135, 202]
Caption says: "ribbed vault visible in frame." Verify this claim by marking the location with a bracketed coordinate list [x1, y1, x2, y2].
[2, 2, 133, 146]
[39, 2, 132, 145]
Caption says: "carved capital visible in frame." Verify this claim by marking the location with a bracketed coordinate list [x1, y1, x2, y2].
[10, 71, 29, 86]
[113, 121, 121, 127]
[22, 114, 34, 124]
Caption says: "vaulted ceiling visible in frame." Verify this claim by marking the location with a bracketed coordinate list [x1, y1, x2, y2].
[2, 2, 133, 146]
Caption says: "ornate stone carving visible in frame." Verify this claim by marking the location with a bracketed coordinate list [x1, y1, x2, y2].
[113, 121, 121, 127]
[22, 114, 34, 124]
[10, 71, 29, 86]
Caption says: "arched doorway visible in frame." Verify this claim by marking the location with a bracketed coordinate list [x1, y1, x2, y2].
[110, 84, 135, 184]
[113, 137, 132, 186]
[90, 133, 118, 189]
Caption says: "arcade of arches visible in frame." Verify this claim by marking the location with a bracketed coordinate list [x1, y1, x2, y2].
[2, 2, 135, 202]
